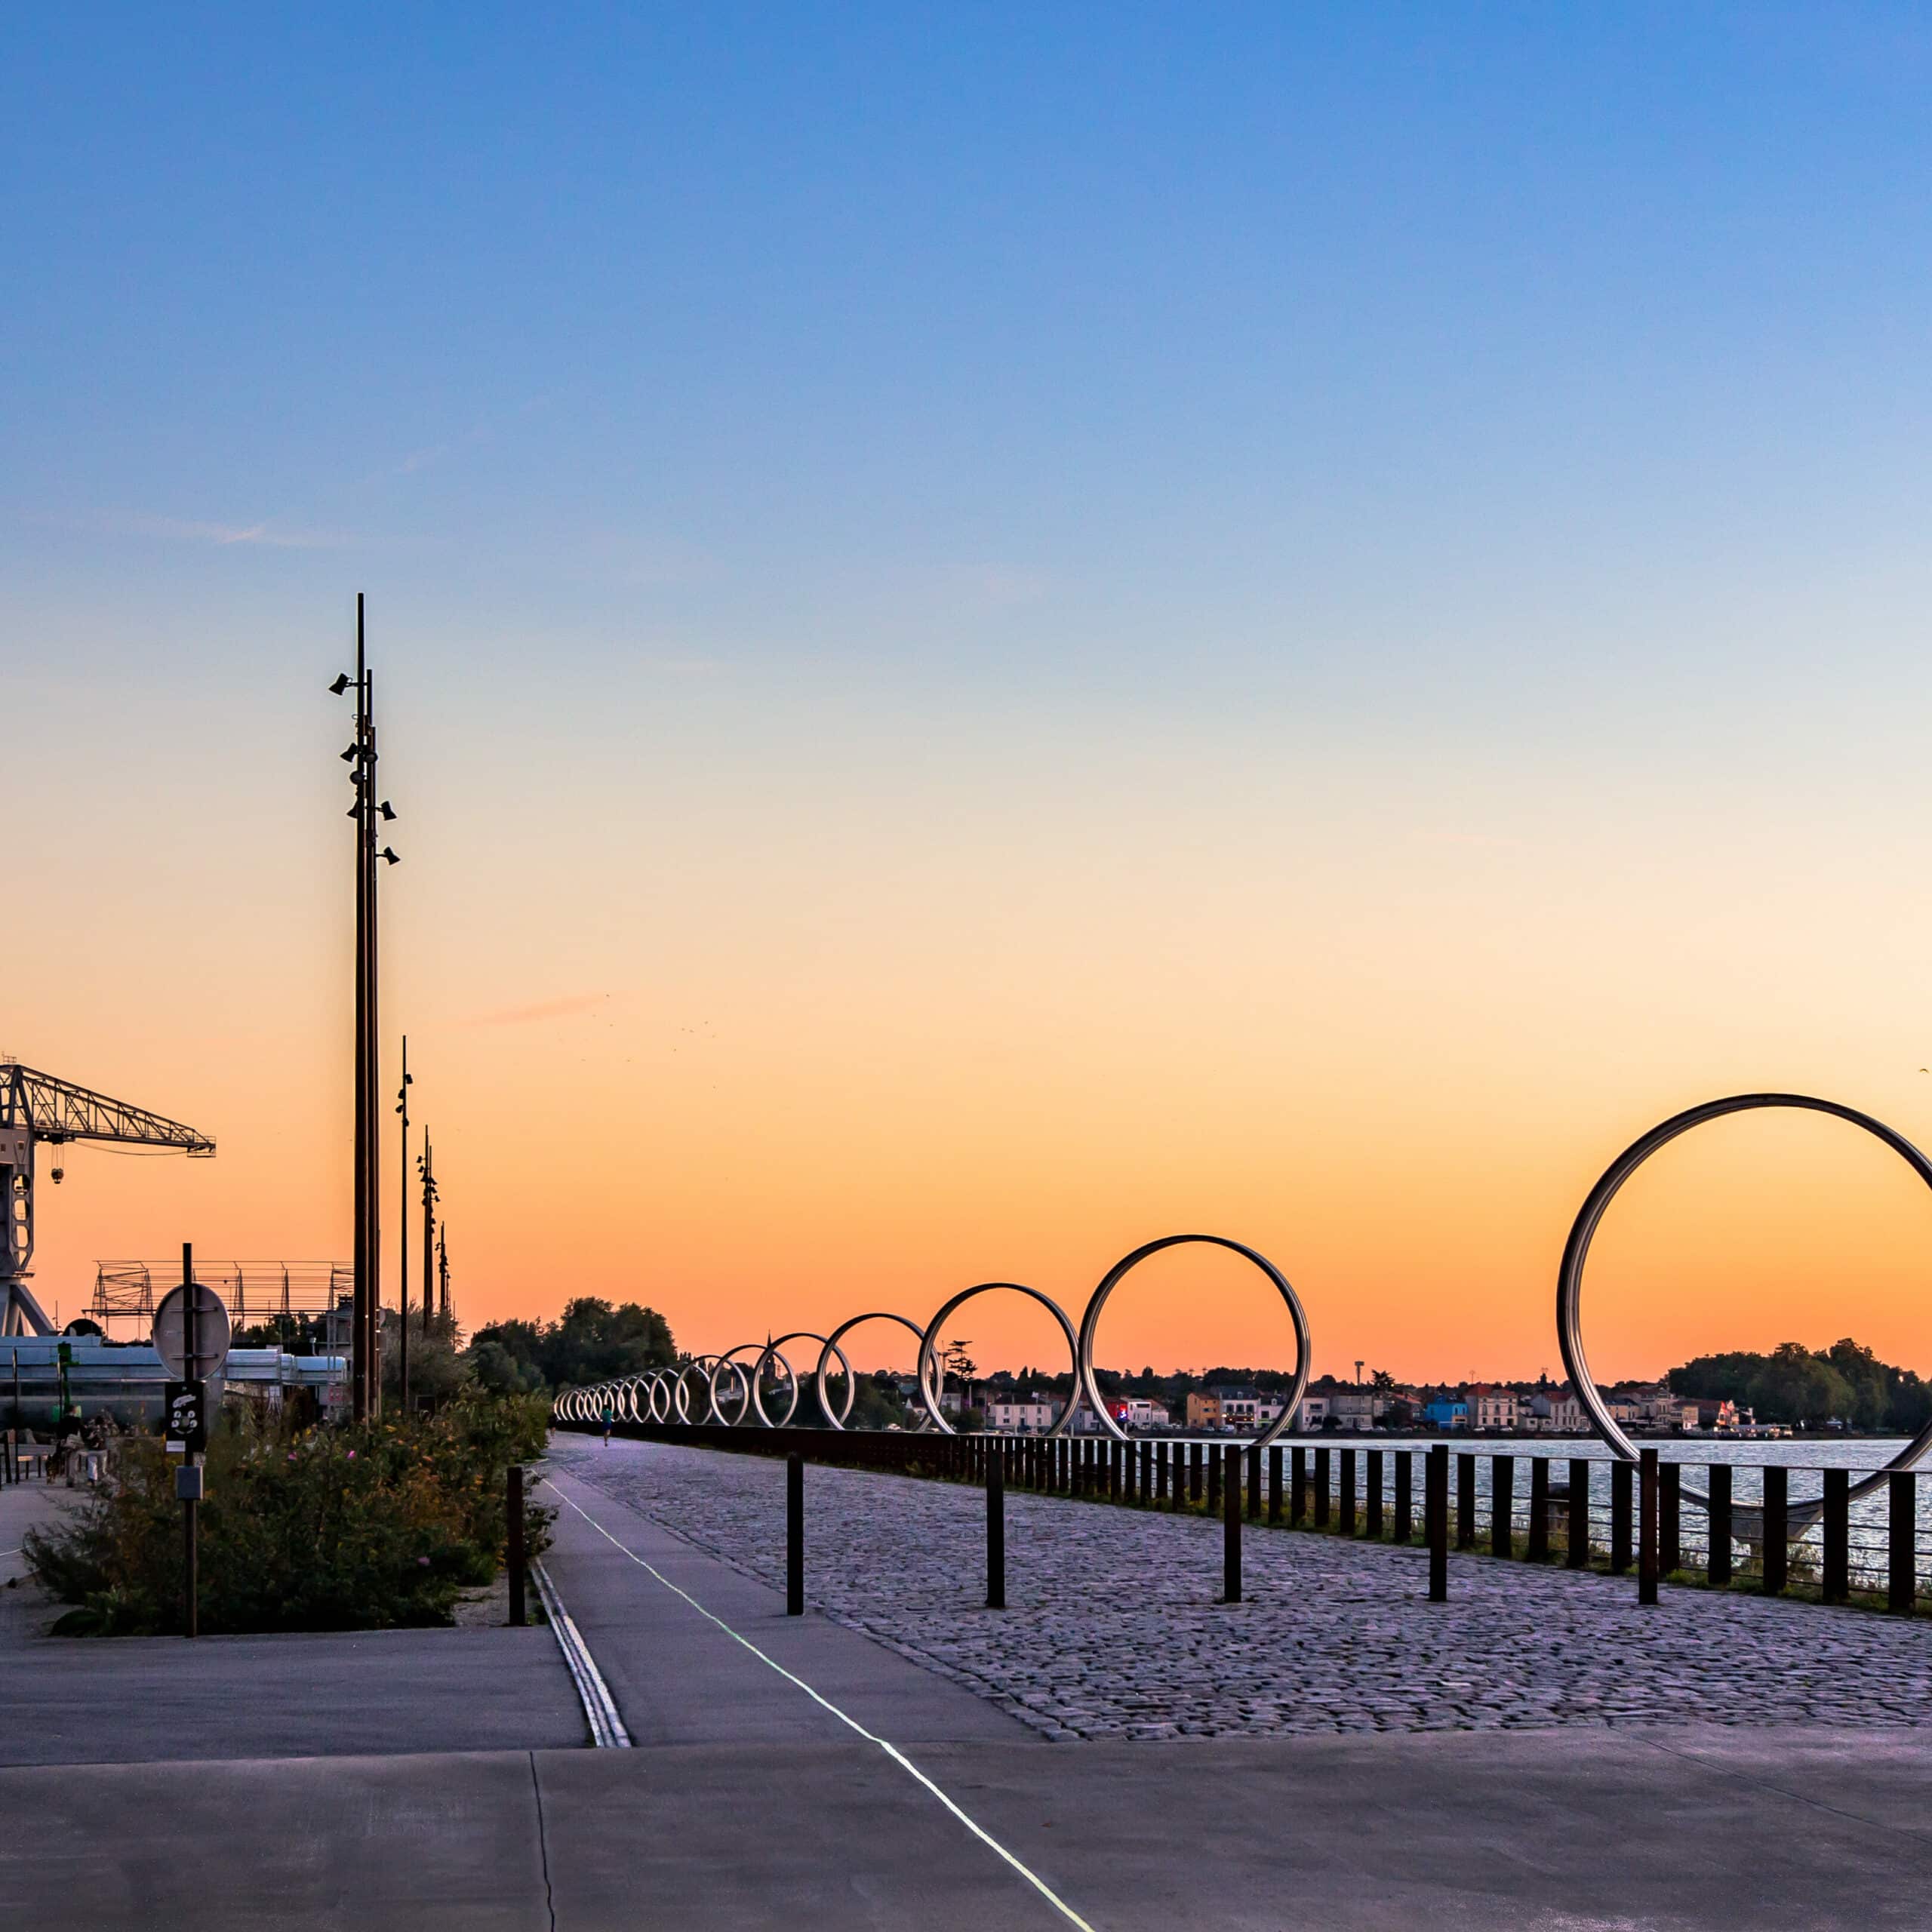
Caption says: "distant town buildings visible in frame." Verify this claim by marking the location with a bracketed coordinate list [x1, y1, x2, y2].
[906, 1364, 1754, 1439]
[985, 1393, 1056, 1432]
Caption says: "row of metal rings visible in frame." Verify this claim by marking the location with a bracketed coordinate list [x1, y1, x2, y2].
[553, 1232, 1315, 1447]
[555, 1094, 1932, 1521]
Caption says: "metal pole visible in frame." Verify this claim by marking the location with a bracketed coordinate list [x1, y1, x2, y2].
[1823, 1468, 1849, 1604]
[351, 596, 368, 1420]
[398, 1036, 409, 1418]
[786, 1452, 804, 1615]
[1567, 1457, 1592, 1569]
[1888, 1472, 1915, 1613]
[365, 675, 381, 1418]
[1762, 1465, 1788, 1596]
[506, 1465, 527, 1626]
[422, 1133, 435, 1346]
[1222, 1444, 1241, 1603]
[1426, 1444, 1447, 1601]
[986, 1442, 1005, 1610]
[1708, 1463, 1732, 1586]
[1638, 1447, 1659, 1606]
[183, 1239, 198, 1640]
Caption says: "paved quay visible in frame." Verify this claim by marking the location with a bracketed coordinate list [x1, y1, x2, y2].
[549, 1430, 1932, 1738]
[535, 1446, 1932, 1930]
[4, 1435, 1932, 1927]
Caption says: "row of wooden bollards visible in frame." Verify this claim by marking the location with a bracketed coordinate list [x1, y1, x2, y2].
[780, 1441, 1460, 1611]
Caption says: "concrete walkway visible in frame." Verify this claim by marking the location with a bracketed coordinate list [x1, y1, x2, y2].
[534, 1451, 1932, 1930]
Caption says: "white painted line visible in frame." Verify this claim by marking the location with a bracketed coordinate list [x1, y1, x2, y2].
[546, 1478, 1099, 1932]
[532, 1558, 632, 1749]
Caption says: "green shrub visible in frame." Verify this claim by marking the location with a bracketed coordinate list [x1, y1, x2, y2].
[26, 1392, 553, 1637]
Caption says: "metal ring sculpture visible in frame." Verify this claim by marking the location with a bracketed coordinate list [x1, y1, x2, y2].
[916, 1284, 1082, 1437]
[706, 1354, 754, 1426]
[1559, 1093, 1932, 1512]
[751, 1342, 798, 1428]
[815, 1313, 931, 1430]
[555, 1232, 1309, 1444]
[675, 1355, 727, 1425]
[749, 1333, 851, 1428]
[1080, 1234, 1312, 1450]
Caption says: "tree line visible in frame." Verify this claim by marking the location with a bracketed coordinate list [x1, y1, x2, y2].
[1669, 1337, 1932, 1433]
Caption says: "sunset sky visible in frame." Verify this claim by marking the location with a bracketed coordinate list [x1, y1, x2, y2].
[11, 8, 1932, 1383]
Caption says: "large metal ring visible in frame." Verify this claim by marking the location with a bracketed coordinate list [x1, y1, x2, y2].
[815, 1313, 929, 1429]
[917, 1284, 1081, 1437]
[751, 1333, 851, 1427]
[1078, 1235, 1312, 1448]
[1558, 1093, 1932, 1510]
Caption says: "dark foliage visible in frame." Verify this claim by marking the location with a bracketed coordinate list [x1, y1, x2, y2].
[1669, 1338, 1932, 1432]
[26, 1392, 552, 1636]
[468, 1297, 675, 1394]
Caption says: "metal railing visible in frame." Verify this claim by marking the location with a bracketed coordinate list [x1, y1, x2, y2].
[552, 1418, 1932, 1616]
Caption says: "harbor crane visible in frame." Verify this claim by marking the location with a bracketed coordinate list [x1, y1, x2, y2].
[0, 1061, 214, 1334]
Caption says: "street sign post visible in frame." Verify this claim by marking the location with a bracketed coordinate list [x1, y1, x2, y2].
[155, 1245, 226, 1640]
[164, 1380, 207, 1455]
[152, 1283, 232, 1382]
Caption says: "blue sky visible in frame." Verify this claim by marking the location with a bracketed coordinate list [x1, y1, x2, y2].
[13, 5, 1932, 713]
[12, 6, 1932, 1366]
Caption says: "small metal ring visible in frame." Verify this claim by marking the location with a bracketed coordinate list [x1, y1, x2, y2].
[708, 1350, 756, 1425]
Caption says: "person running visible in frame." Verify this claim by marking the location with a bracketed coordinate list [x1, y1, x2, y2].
[601, 1399, 615, 1445]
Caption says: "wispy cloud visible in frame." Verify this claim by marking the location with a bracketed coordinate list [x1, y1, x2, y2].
[466, 991, 616, 1028]
[41, 509, 353, 550]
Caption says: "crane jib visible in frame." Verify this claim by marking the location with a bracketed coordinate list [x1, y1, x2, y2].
[1, 1062, 216, 1337]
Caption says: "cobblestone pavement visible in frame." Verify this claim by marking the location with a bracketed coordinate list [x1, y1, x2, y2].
[549, 1431, 1932, 1740]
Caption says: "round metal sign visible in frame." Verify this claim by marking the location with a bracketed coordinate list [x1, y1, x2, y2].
[152, 1283, 232, 1380]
